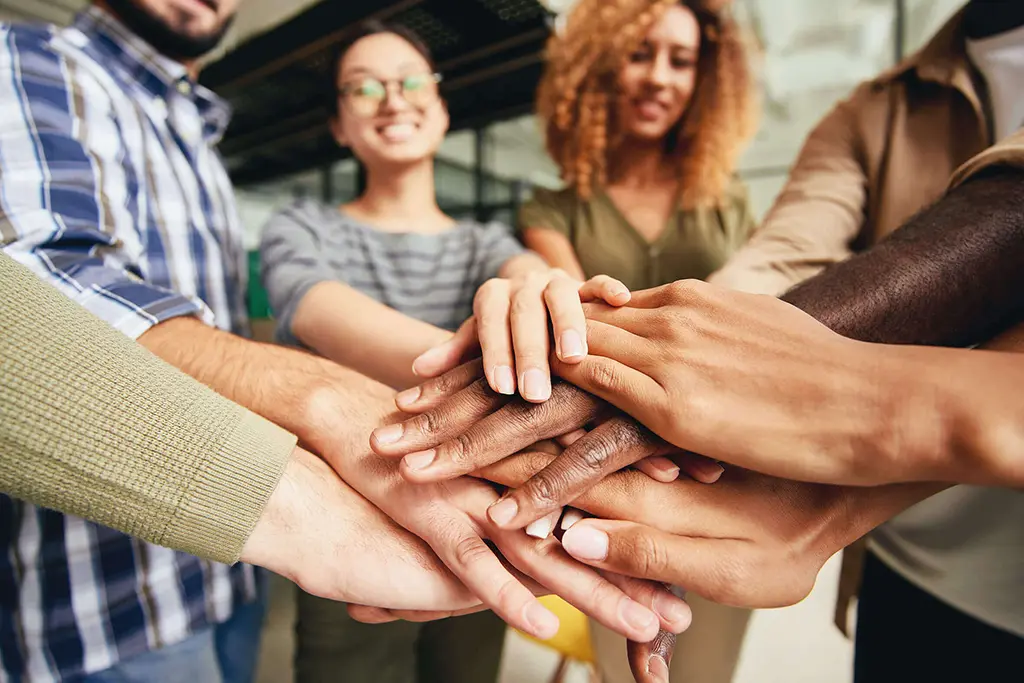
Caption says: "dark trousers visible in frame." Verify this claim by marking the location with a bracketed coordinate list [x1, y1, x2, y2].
[855, 552, 1024, 683]
[294, 590, 506, 683]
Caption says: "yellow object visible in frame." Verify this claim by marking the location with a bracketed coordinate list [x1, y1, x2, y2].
[518, 596, 595, 663]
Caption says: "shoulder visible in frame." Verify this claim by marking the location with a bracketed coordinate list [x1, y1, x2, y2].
[262, 199, 337, 241]
[522, 186, 578, 215]
[518, 186, 581, 233]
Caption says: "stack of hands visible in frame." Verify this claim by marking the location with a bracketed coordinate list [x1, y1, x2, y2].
[242, 277, 952, 683]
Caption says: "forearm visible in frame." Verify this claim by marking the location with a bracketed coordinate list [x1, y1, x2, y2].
[0, 255, 294, 564]
[499, 251, 553, 279]
[520, 229, 587, 280]
[139, 315, 396, 447]
[292, 281, 451, 389]
[890, 325, 1024, 487]
[782, 169, 1024, 346]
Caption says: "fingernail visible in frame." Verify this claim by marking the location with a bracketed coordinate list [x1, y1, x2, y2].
[561, 525, 608, 561]
[650, 460, 680, 479]
[412, 346, 443, 374]
[526, 513, 556, 540]
[395, 387, 421, 409]
[524, 601, 560, 640]
[373, 423, 404, 446]
[488, 498, 519, 527]
[612, 287, 629, 298]
[493, 366, 515, 395]
[692, 460, 725, 483]
[654, 592, 691, 632]
[403, 449, 436, 471]
[521, 368, 551, 401]
[647, 655, 670, 682]
[622, 599, 657, 633]
[560, 509, 584, 530]
[559, 330, 585, 359]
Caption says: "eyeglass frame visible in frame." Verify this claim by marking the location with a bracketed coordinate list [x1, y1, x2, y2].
[336, 72, 444, 116]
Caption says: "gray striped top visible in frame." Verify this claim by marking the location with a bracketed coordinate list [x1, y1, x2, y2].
[260, 199, 525, 345]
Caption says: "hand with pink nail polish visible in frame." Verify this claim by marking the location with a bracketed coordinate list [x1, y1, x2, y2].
[410, 264, 631, 403]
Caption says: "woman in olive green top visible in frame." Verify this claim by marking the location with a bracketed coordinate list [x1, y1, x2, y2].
[521, 1, 759, 682]
[521, 0, 757, 292]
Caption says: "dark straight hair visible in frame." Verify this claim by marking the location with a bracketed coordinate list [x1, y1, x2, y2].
[327, 20, 437, 118]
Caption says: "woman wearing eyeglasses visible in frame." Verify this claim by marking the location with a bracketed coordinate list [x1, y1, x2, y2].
[257, 21, 638, 683]
[260, 22, 629, 406]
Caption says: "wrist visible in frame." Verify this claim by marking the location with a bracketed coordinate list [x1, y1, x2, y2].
[240, 446, 313, 577]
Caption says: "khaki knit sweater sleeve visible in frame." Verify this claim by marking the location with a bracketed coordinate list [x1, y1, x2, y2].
[0, 253, 297, 564]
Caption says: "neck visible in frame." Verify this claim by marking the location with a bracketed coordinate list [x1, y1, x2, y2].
[93, 0, 200, 77]
[964, 0, 1024, 40]
[351, 160, 446, 230]
[607, 139, 676, 188]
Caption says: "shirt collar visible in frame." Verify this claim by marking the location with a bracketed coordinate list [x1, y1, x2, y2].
[70, 6, 232, 143]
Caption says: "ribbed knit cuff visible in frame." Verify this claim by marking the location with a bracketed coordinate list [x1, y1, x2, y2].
[161, 410, 297, 564]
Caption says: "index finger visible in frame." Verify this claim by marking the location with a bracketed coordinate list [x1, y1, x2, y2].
[487, 416, 672, 530]
[394, 383, 604, 481]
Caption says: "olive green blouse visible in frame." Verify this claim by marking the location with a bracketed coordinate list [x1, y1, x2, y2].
[518, 180, 756, 291]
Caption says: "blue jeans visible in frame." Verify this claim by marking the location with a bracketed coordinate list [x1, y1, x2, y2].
[85, 573, 269, 683]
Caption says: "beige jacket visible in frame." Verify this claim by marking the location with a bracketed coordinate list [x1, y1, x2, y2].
[707, 7, 1024, 634]
[709, 8, 1013, 295]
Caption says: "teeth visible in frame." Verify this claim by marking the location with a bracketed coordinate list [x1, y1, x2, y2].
[379, 123, 415, 141]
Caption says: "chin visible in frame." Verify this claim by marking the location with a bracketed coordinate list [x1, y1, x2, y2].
[625, 124, 675, 143]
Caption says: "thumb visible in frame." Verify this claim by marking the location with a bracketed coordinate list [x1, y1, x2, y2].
[413, 317, 479, 378]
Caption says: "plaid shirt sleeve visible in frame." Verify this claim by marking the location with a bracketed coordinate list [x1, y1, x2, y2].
[0, 24, 213, 339]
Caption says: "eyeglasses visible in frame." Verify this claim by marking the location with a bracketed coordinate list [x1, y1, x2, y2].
[338, 72, 442, 117]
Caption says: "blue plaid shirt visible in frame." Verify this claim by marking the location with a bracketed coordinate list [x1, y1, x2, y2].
[0, 8, 256, 681]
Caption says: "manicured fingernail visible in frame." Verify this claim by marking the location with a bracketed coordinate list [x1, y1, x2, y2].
[493, 366, 515, 395]
[524, 601, 560, 640]
[395, 387, 421, 409]
[403, 449, 436, 471]
[521, 368, 551, 401]
[488, 498, 518, 527]
[561, 525, 608, 561]
[372, 423, 404, 446]
[526, 511, 558, 539]
[622, 599, 657, 633]
[560, 509, 584, 530]
[692, 460, 725, 483]
[647, 655, 670, 682]
[559, 330, 585, 359]
[654, 592, 691, 631]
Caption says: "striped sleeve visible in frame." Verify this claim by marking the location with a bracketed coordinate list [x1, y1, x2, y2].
[0, 24, 212, 339]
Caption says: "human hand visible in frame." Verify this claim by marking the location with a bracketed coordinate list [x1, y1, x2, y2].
[412, 269, 630, 402]
[370, 360, 723, 528]
[298, 376, 690, 642]
[240, 447, 476, 611]
[554, 279, 927, 486]
[480, 448, 946, 609]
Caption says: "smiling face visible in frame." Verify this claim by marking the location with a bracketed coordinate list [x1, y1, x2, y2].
[101, 0, 241, 60]
[614, 3, 701, 143]
[331, 32, 449, 170]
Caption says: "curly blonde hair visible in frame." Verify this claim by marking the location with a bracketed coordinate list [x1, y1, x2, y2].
[538, 0, 756, 208]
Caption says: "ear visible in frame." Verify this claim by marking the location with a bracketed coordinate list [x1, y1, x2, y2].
[439, 99, 451, 132]
[330, 115, 348, 147]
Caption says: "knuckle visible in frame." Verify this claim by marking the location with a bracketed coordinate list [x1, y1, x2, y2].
[571, 433, 615, 473]
[629, 529, 670, 578]
[523, 472, 562, 509]
[664, 278, 704, 303]
[445, 432, 476, 469]
[452, 535, 493, 570]
[419, 409, 446, 437]
[583, 358, 622, 393]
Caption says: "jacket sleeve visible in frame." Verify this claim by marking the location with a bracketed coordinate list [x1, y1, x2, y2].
[707, 86, 873, 295]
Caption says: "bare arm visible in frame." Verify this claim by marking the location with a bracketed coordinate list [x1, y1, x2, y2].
[521, 228, 588, 280]
[292, 281, 451, 390]
[782, 168, 1024, 345]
